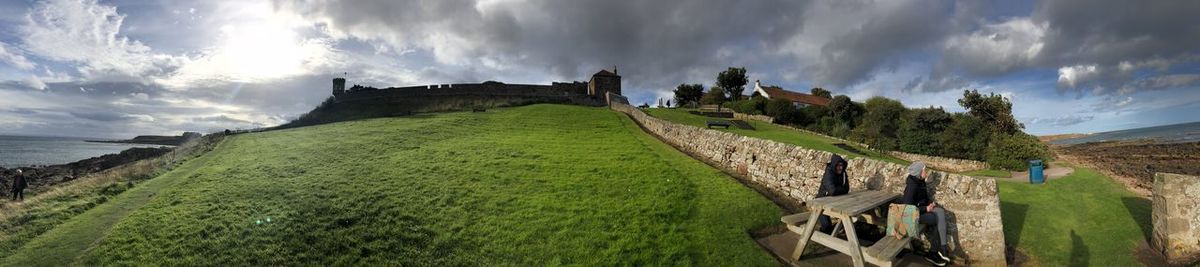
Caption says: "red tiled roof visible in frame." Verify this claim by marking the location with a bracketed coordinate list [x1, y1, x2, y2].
[761, 86, 831, 106]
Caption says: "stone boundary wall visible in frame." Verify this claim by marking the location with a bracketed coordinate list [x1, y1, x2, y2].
[608, 95, 1005, 265]
[732, 112, 775, 123]
[1153, 172, 1200, 265]
[888, 151, 990, 172]
[335, 82, 590, 103]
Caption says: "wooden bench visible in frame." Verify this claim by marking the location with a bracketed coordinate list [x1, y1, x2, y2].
[472, 108, 486, 112]
[864, 225, 926, 266]
[706, 120, 731, 129]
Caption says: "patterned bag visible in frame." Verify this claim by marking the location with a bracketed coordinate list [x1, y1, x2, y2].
[886, 204, 919, 239]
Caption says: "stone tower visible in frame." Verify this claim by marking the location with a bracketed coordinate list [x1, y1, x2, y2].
[332, 77, 346, 96]
[588, 68, 621, 97]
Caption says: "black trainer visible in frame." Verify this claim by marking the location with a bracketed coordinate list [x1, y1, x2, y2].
[924, 252, 948, 266]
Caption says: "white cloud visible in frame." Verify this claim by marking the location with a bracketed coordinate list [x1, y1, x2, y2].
[24, 75, 46, 90]
[0, 43, 36, 70]
[18, 0, 183, 82]
[1056, 64, 1099, 89]
[941, 18, 1046, 76]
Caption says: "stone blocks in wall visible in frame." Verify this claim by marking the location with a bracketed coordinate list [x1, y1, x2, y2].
[732, 112, 774, 123]
[609, 102, 1007, 266]
[1153, 172, 1200, 265]
[887, 151, 990, 173]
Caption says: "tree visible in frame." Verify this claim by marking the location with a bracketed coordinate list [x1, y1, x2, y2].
[827, 95, 863, 128]
[958, 89, 1023, 134]
[765, 98, 808, 125]
[851, 96, 907, 150]
[673, 84, 704, 106]
[898, 107, 952, 155]
[716, 67, 748, 101]
[940, 114, 989, 160]
[700, 87, 727, 105]
[811, 87, 832, 99]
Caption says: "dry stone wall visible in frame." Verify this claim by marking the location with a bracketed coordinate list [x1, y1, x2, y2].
[608, 96, 1005, 265]
[1153, 172, 1200, 265]
[732, 112, 775, 123]
[888, 151, 990, 173]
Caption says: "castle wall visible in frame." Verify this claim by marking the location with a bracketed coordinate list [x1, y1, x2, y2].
[606, 93, 1006, 266]
[1153, 172, 1200, 266]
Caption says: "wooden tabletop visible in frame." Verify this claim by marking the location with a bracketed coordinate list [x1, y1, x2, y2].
[807, 190, 900, 218]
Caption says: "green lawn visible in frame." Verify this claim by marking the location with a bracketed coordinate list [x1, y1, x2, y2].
[644, 108, 906, 164]
[3, 104, 784, 266]
[962, 168, 1012, 178]
[998, 163, 1151, 266]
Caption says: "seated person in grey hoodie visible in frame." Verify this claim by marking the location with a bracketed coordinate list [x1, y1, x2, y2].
[903, 162, 951, 266]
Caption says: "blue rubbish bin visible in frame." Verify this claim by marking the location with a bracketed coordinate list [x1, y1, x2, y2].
[1029, 160, 1045, 184]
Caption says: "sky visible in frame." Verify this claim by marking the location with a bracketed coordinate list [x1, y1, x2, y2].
[0, 0, 1198, 138]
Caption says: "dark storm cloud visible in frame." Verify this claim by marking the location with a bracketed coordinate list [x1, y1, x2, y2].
[811, 0, 960, 87]
[274, 0, 812, 90]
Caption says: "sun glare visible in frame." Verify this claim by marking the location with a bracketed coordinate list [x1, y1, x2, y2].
[158, 3, 331, 89]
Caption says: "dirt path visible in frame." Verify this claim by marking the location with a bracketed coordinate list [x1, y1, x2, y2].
[0, 139, 227, 267]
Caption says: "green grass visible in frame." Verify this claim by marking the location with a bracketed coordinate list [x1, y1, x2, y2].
[3, 104, 783, 266]
[644, 108, 906, 164]
[998, 163, 1151, 266]
[962, 168, 1012, 178]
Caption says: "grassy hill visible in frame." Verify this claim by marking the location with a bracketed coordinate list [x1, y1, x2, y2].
[2, 104, 783, 266]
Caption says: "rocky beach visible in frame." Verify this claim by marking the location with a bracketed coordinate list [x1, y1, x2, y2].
[1053, 140, 1200, 196]
[0, 147, 171, 196]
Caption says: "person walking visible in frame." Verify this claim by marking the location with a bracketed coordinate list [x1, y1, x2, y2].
[10, 169, 26, 201]
[903, 162, 951, 266]
[815, 154, 850, 234]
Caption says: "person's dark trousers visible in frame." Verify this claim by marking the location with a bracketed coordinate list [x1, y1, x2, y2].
[11, 189, 22, 201]
[818, 215, 833, 233]
[918, 206, 949, 253]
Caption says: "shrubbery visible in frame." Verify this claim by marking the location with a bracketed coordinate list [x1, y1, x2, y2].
[672, 67, 1049, 165]
[986, 133, 1052, 171]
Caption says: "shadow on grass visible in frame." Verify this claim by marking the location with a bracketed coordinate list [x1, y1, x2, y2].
[1000, 201, 1030, 247]
[1121, 197, 1153, 242]
[1070, 230, 1089, 266]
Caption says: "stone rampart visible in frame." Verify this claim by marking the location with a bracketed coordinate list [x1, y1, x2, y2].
[1153, 172, 1200, 265]
[888, 151, 990, 172]
[608, 97, 1005, 265]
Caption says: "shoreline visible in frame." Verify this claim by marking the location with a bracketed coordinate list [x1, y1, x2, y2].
[1052, 139, 1200, 197]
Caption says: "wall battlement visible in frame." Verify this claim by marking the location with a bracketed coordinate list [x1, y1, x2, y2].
[330, 69, 618, 104]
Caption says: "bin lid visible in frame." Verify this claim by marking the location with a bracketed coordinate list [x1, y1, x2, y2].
[1029, 159, 1043, 165]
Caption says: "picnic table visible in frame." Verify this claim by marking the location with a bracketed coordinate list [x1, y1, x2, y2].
[781, 190, 904, 267]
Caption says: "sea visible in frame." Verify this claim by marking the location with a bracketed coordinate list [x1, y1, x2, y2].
[0, 135, 163, 168]
[1050, 121, 1200, 145]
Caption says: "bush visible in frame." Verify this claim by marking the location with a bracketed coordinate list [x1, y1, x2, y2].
[986, 133, 1051, 171]
[940, 114, 990, 161]
[727, 97, 767, 115]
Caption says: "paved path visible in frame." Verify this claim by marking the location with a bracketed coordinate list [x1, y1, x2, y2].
[1, 139, 227, 267]
[990, 164, 1075, 183]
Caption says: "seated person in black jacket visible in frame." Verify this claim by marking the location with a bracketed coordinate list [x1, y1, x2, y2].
[815, 154, 849, 234]
[903, 162, 951, 265]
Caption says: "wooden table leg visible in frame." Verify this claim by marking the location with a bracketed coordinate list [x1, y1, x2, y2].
[791, 208, 823, 261]
[840, 214, 866, 267]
